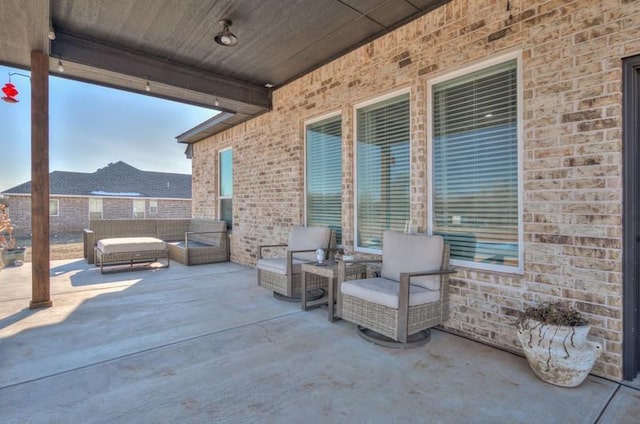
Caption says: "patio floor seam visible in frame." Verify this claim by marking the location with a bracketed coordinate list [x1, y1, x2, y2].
[595, 384, 621, 423]
[0, 308, 305, 392]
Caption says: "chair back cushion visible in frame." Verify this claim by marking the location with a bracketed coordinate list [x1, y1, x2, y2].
[381, 231, 444, 290]
[287, 225, 331, 261]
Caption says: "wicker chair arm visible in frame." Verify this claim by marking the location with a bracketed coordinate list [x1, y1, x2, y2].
[400, 268, 457, 278]
[185, 230, 227, 236]
[398, 267, 457, 323]
[286, 248, 319, 254]
[83, 229, 96, 261]
[338, 258, 383, 265]
[257, 243, 287, 259]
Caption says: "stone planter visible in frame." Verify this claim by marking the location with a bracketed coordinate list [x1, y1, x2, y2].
[1, 247, 26, 267]
[516, 319, 602, 387]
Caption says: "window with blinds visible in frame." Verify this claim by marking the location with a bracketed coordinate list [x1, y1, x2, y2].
[356, 92, 410, 251]
[133, 199, 145, 219]
[219, 148, 233, 230]
[431, 58, 520, 270]
[306, 114, 342, 244]
[89, 197, 103, 220]
[49, 199, 59, 217]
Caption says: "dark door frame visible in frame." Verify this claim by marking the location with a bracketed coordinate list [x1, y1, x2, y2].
[623, 54, 640, 381]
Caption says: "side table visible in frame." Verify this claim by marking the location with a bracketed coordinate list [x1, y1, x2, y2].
[301, 262, 367, 321]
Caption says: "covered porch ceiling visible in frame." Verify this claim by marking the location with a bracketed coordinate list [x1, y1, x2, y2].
[0, 0, 451, 141]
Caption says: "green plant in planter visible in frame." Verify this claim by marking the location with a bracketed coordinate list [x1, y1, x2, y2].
[516, 302, 601, 388]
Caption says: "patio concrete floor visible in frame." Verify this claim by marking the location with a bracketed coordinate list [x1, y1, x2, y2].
[0, 259, 638, 423]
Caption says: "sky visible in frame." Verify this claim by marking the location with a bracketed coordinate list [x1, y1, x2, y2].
[0, 64, 217, 192]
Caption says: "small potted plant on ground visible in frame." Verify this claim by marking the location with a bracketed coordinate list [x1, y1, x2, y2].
[0, 199, 25, 267]
[516, 302, 602, 387]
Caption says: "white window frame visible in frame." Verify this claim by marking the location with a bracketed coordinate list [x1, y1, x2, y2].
[427, 51, 523, 274]
[133, 199, 145, 219]
[149, 199, 158, 215]
[304, 110, 343, 245]
[49, 199, 59, 217]
[354, 87, 412, 254]
[219, 147, 233, 229]
[89, 197, 103, 220]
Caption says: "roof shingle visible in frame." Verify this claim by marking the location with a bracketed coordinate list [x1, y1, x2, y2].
[2, 161, 191, 199]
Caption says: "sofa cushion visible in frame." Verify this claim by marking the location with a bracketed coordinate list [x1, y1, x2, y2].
[287, 225, 331, 261]
[256, 257, 310, 275]
[97, 237, 166, 254]
[341, 277, 440, 308]
[381, 232, 444, 291]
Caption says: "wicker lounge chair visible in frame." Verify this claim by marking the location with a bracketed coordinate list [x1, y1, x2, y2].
[167, 219, 229, 265]
[337, 231, 456, 348]
[256, 225, 332, 301]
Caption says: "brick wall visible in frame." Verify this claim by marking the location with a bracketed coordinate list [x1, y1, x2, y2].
[5, 195, 191, 235]
[4, 195, 31, 237]
[192, 0, 640, 380]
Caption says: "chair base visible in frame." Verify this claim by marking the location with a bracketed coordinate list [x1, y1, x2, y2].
[356, 326, 431, 349]
[273, 289, 325, 303]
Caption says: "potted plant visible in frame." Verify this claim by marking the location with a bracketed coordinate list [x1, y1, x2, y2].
[0, 199, 25, 267]
[516, 302, 602, 387]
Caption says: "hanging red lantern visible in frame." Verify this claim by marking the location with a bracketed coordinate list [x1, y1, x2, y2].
[1, 82, 19, 103]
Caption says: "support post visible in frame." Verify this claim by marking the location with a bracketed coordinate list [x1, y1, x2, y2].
[30, 50, 52, 309]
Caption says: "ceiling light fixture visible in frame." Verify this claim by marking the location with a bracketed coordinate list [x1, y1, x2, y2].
[214, 97, 220, 107]
[214, 19, 238, 47]
[57, 58, 64, 73]
[145, 77, 151, 92]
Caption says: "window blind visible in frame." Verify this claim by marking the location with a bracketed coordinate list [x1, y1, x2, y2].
[89, 198, 103, 220]
[133, 199, 145, 219]
[306, 115, 342, 244]
[219, 149, 233, 230]
[432, 59, 519, 267]
[356, 93, 410, 250]
[220, 198, 233, 230]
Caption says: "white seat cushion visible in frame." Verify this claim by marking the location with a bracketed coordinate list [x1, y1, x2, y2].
[97, 237, 166, 254]
[256, 257, 310, 275]
[341, 277, 440, 309]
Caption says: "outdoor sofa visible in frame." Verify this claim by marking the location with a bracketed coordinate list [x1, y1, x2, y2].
[83, 218, 229, 266]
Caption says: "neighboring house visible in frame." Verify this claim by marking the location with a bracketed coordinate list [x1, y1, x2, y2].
[1, 161, 192, 236]
[180, 1, 640, 382]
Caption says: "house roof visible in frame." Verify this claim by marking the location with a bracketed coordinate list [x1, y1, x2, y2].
[1, 161, 191, 199]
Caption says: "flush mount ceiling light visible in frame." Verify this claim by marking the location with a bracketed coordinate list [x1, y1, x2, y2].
[214, 19, 238, 47]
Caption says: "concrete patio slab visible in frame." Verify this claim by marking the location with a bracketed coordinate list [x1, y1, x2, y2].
[0, 260, 636, 423]
[598, 386, 640, 423]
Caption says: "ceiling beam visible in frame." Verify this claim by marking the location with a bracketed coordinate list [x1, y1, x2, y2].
[51, 30, 271, 110]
